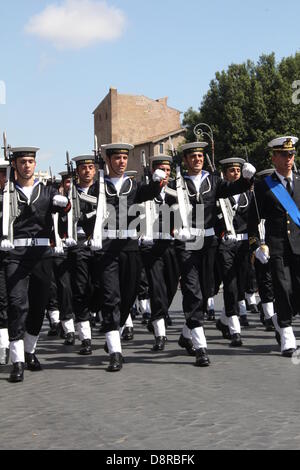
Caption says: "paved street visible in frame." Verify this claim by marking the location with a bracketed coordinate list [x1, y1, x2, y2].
[1, 291, 300, 450]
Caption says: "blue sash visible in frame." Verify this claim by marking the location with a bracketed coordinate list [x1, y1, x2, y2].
[265, 175, 300, 228]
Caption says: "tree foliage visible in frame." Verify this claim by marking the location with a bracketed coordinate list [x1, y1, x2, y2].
[183, 52, 300, 171]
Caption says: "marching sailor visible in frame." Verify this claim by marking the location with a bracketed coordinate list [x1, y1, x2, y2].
[1, 147, 70, 382]
[92, 143, 165, 372]
[174, 142, 255, 366]
[215, 157, 252, 346]
[139, 154, 180, 352]
[248, 136, 300, 357]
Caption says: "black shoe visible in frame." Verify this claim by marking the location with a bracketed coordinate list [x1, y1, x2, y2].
[206, 309, 215, 321]
[165, 313, 173, 327]
[178, 334, 196, 356]
[121, 327, 134, 341]
[79, 339, 92, 355]
[230, 333, 243, 347]
[9, 362, 24, 382]
[107, 352, 123, 372]
[249, 304, 259, 314]
[282, 348, 296, 358]
[152, 336, 167, 352]
[25, 352, 42, 371]
[216, 319, 231, 339]
[64, 332, 75, 346]
[239, 315, 250, 327]
[141, 312, 151, 325]
[195, 348, 210, 367]
[146, 321, 154, 334]
[47, 322, 60, 337]
[0, 347, 9, 365]
[265, 318, 274, 332]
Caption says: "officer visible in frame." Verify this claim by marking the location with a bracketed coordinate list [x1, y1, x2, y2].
[215, 157, 252, 346]
[1, 147, 69, 382]
[174, 142, 256, 366]
[248, 136, 300, 357]
[92, 143, 166, 372]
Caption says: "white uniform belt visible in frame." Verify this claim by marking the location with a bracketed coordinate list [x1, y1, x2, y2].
[189, 227, 215, 237]
[103, 229, 137, 239]
[14, 238, 51, 247]
[236, 233, 248, 241]
[153, 232, 174, 240]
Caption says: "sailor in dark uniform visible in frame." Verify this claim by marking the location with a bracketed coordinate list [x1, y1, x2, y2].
[215, 157, 252, 346]
[248, 136, 300, 357]
[66, 155, 98, 354]
[92, 143, 166, 372]
[1, 147, 70, 382]
[139, 154, 180, 352]
[174, 142, 256, 366]
[0, 159, 10, 365]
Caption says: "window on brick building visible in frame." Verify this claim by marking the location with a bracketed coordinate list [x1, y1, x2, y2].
[160, 143, 164, 153]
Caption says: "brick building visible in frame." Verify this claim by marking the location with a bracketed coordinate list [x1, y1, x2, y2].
[93, 87, 186, 178]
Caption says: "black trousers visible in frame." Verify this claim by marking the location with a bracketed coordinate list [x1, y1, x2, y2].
[94, 251, 140, 332]
[6, 257, 52, 341]
[137, 265, 150, 301]
[47, 267, 59, 313]
[52, 254, 73, 321]
[69, 246, 95, 323]
[176, 237, 217, 329]
[0, 255, 8, 329]
[218, 240, 249, 317]
[270, 247, 300, 328]
[141, 243, 180, 323]
[254, 260, 274, 304]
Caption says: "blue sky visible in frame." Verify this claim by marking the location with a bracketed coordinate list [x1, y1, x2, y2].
[0, 0, 299, 174]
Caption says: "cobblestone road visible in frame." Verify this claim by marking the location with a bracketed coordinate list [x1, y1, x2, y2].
[1, 291, 300, 450]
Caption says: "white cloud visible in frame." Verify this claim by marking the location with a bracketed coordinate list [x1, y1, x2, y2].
[25, 0, 127, 50]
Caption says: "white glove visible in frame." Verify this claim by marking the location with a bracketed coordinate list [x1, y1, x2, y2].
[255, 246, 270, 264]
[90, 239, 103, 251]
[175, 227, 192, 241]
[53, 195, 69, 208]
[0, 240, 14, 251]
[54, 246, 64, 255]
[65, 238, 77, 247]
[152, 169, 166, 183]
[140, 236, 154, 246]
[242, 163, 256, 179]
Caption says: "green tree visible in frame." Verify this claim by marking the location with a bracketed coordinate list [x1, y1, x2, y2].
[183, 52, 300, 171]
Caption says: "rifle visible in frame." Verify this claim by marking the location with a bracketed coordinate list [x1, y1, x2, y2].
[1, 132, 19, 250]
[90, 135, 108, 250]
[140, 151, 156, 241]
[169, 136, 191, 235]
[65, 151, 81, 243]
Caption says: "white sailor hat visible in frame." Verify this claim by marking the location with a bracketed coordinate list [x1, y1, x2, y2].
[10, 147, 40, 158]
[59, 171, 70, 179]
[102, 143, 134, 157]
[0, 159, 9, 169]
[150, 154, 173, 168]
[125, 170, 138, 178]
[181, 142, 208, 155]
[219, 157, 245, 168]
[72, 155, 96, 166]
[268, 136, 298, 154]
[256, 168, 275, 177]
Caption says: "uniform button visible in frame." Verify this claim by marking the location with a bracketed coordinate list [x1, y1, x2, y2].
[287, 230, 291, 235]
[287, 220, 290, 224]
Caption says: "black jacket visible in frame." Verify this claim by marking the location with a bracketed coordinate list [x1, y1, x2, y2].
[248, 171, 300, 255]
